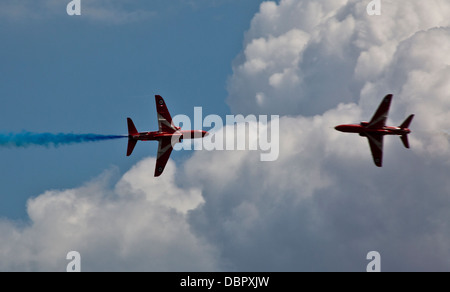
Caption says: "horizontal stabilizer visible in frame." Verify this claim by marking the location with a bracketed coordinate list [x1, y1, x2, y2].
[401, 135, 410, 149]
[127, 139, 137, 156]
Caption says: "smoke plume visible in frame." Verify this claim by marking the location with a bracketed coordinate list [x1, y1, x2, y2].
[0, 132, 126, 148]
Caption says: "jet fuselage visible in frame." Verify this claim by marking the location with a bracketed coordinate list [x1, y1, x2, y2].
[129, 130, 208, 142]
[335, 123, 411, 136]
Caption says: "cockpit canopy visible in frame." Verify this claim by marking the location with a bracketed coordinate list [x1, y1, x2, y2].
[360, 121, 369, 127]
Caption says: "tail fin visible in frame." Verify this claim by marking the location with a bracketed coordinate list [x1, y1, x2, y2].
[127, 118, 138, 156]
[127, 139, 137, 156]
[400, 135, 410, 149]
[400, 114, 414, 129]
[127, 118, 138, 136]
[399, 115, 414, 149]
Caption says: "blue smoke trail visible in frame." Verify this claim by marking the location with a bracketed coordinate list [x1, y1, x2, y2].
[0, 131, 127, 148]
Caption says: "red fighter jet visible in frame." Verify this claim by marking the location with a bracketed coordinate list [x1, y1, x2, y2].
[127, 95, 209, 177]
[335, 94, 414, 167]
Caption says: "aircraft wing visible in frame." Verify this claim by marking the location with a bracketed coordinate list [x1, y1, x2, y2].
[155, 95, 177, 133]
[366, 133, 384, 167]
[368, 94, 393, 129]
[154, 137, 175, 177]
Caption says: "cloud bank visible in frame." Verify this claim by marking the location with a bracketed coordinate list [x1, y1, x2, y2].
[2, 0, 450, 271]
[0, 159, 219, 272]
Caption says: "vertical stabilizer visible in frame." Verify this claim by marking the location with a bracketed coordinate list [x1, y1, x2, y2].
[127, 118, 138, 136]
[400, 114, 414, 129]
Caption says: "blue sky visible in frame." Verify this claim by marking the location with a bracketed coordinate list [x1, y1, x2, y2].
[0, 0, 262, 219]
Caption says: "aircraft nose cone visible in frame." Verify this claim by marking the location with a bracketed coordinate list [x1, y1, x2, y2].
[335, 125, 350, 132]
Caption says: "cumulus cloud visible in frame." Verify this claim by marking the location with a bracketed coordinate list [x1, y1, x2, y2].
[191, 0, 450, 271]
[185, 111, 450, 272]
[0, 159, 220, 272]
[227, 0, 450, 116]
[2, 0, 450, 272]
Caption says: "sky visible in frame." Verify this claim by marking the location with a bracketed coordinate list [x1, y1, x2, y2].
[0, 0, 262, 219]
[1, 0, 450, 272]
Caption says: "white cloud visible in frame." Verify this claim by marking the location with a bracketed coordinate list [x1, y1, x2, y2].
[227, 0, 450, 117]
[181, 108, 450, 271]
[0, 159, 220, 272]
[194, 0, 450, 271]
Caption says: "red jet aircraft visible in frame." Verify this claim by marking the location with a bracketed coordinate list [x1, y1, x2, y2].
[335, 94, 414, 167]
[127, 95, 209, 177]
